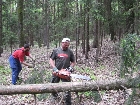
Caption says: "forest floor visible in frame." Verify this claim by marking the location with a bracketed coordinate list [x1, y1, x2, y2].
[0, 37, 139, 105]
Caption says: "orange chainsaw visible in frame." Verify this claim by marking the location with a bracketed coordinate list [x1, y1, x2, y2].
[53, 69, 91, 80]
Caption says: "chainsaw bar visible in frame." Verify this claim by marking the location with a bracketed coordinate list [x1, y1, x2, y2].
[53, 69, 91, 80]
[70, 74, 91, 80]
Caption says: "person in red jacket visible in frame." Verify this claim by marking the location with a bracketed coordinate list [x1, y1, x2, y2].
[9, 44, 34, 85]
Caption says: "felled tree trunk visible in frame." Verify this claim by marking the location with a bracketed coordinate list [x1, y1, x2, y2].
[0, 77, 139, 95]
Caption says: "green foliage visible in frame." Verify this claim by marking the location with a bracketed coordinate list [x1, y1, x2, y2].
[99, 65, 105, 70]
[90, 75, 96, 80]
[92, 91, 102, 103]
[125, 77, 140, 104]
[25, 68, 51, 84]
[124, 94, 135, 105]
[75, 66, 96, 80]
[125, 88, 140, 105]
[79, 91, 101, 103]
[120, 33, 140, 78]
[2, 1, 19, 46]
[0, 66, 11, 85]
[83, 91, 93, 98]
[3, 30, 18, 45]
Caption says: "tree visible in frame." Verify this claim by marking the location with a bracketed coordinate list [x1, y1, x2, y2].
[85, 0, 91, 59]
[17, 0, 24, 47]
[0, 0, 3, 57]
[121, 0, 135, 34]
[92, 0, 102, 62]
[103, 0, 115, 41]
[44, 0, 50, 48]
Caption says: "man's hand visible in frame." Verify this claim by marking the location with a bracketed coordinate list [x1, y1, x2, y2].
[28, 64, 34, 68]
[67, 66, 74, 72]
[53, 67, 59, 72]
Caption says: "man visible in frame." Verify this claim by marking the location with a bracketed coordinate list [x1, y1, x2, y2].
[49, 38, 75, 105]
[9, 44, 34, 85]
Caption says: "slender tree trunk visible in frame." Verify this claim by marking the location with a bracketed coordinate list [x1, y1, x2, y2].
[135, 0, 139, 35]
[122, 0, 135, 34]
[0, 0, 3, 57]
[85, 14, 89, 59]
[76, 0, 80, 46]
[75, 0, 79, 62]
[95, 20, 100, 63]
[92, 20, 98, 48]
[82, 4, 86, 54]
[93, 0, 102, 62]
[17, 0, 24, 47]
[43, 0, 50, 48]
[85, 0, 90, 59]
[23, 1, 32, 45]
[104, 0, 115, 41]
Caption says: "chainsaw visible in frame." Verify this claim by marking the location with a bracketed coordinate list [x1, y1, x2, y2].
[53, 69, 91, 80]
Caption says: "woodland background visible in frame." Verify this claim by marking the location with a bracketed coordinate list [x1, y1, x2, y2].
[0, 0, 140, 105]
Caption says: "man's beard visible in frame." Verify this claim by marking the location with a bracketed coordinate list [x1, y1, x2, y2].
[63, 47, 68, 50]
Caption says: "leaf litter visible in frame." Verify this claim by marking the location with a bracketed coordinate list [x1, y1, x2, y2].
[0, 38, 139, 105]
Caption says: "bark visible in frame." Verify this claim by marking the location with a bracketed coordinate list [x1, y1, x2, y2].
[85, 0, 90, 59]
[121, 0, 135, 34]
[0, 0, 3, 57]
[92, 20, 98, 48]
[0, 77, 139, 95]
[18, 0, 24, 47]
[104, 0, 115, 40]
[44, 0, 50, 48]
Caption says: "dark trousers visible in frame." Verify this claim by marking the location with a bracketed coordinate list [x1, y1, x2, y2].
[51, 74, 71, 105]
[9, 55, 22, 85]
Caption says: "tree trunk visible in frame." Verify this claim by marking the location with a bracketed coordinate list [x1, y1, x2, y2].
[18, 0, 24, 47]
[92, 20, 98, 48]
[104, 0, 115, 41]
[0, 0, 3, 57]
[75, 0, 79, 62]
[82, 4, 86, 54]
[85, 0, 90, 59]
[44, 0, 50, 48]
[122, 0, 135, 34]
[0, 76, 139, 95]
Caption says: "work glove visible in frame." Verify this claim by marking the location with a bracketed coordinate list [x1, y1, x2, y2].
[67, 66, 74, 72]
[53, 67, 59, 73]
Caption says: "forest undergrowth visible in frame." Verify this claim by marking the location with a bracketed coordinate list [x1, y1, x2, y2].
[0, 37, 139, 105]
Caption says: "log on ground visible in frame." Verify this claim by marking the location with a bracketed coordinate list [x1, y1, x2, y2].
[0, 77, 139, 95]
